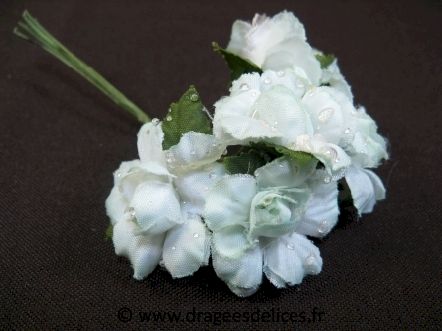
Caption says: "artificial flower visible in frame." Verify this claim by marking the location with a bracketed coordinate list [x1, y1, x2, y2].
[302, 86, 388, 168]
[100, 9, 388, 296]
[204, 156, 339, 296]
[213, 70, 352, 178]
[106, 121, 225, 279]
[226, 11, 321, 84]
[314, 50, 353, 101]
[344, 165, 386, 215]
[15, 8, 390, 298]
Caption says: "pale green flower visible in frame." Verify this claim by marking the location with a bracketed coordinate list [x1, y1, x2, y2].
[203, 156, 339, 296]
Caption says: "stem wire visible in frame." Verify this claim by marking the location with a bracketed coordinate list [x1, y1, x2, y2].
[14, 10, 150, 123]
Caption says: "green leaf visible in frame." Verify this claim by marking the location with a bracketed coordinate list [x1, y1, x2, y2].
[104, 224, 113, 241]
[315, 53, 336, 69]
[223, 142, 317, 175]
[161, 85, 212, 150]
[273, 144, 316, 167]
[212, 42, 263, 81]
[250, 142, 316, 168]
[223, 149, 268, 175]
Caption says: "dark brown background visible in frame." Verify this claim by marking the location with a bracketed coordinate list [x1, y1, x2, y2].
[1, 0, 441, 329]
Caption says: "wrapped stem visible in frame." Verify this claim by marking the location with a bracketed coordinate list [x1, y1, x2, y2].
[14, 10, 150, 123]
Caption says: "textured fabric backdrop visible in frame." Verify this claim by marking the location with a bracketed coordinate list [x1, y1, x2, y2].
[0, 0, 441, 329]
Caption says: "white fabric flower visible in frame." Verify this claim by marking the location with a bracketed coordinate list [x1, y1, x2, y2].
[313, 49, 353, 101]
[345, 106, 389, 168]
[174, 163, 225, 215]
[164, 132, 226, 175]
[104, 10, 389, 298]
[344, 165, 386, 215]
[213, 72, 312, 146]
[112, 217, 165, 280]
[204, 156, 337, 296]
[106, 121, 225, 280]
[294, 176, 340, 238]
[302, 86, 388, 168]
[227, 11, 321, 85]
[213, 70, 352, 178]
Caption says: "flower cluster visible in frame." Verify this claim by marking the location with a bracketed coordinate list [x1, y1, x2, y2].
[106, 11, 388, 296]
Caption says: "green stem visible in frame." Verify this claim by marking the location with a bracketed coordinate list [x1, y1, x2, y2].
[14, 10, 150, 123]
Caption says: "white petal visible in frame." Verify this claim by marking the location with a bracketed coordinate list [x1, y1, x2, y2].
[162, 214, 211, 278]
[107, 160, 142, 217]
[130, 181, 182, 234]
[295, 181, 339, 238]
[263, 232, 322, 288]
[319, 60, 353, 101]
[345, 166, 385, 215]
[111, 158, 171, 209]
[112, 160, 141, 185]
[255, 156, 317, 189]
[212, 244, 263, 297]
[166, 132, 226, 173]
[313, 143, 351, 174]
[226, 20, 252, 57]
[214, 72, 315, 146]
[291, 135, 351, 178]
[260, 69, 309, 98]
[339, 105, 388, 168]
[271, 11, 306, 40]
[105, 186, 128, 225]
[136, 162, 173, 177]
[213, 91, 281, 144]
[118, 169, 151, 203]
[225, 11, 321, 84]
[113, 218, 165, 280]
[229, 72, 262, 95]
[212, 225, 252, 259]
[174, 163, 226, 215]
[364, 169, 386, 200]
[253, 86, 313, 146]
[203, 175, 257, 231]
[262, 37, 321, 85]
[137, 122, 166, 166]
[350, 128, 388, 168]
[301, 86, 345, 144]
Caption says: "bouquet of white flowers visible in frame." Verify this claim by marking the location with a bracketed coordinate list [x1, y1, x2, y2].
[16, 10, 388, 297]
